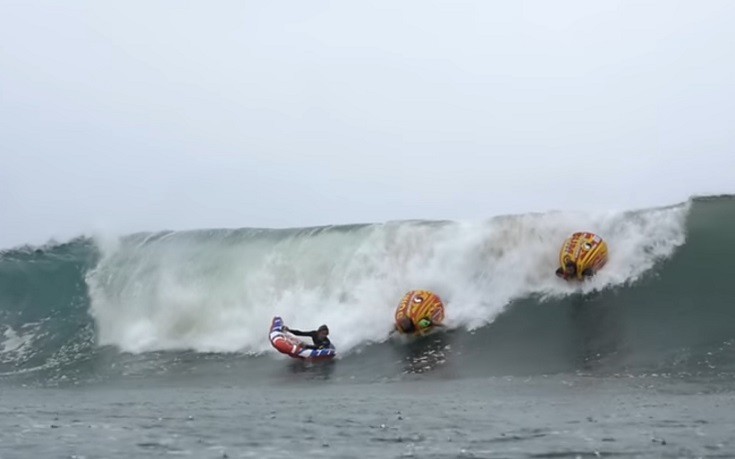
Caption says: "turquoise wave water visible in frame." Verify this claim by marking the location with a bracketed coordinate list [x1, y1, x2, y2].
[1, 195, 733, 385]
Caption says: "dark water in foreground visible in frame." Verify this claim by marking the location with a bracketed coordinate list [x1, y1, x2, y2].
[2, 376, 734, 458]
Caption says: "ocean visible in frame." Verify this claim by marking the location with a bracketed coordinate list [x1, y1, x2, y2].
[1, 195, 734, 458]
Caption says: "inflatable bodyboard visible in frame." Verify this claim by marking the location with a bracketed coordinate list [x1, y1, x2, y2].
[269, 317, 336, 360]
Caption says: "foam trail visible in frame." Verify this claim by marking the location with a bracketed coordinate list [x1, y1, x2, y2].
[85, 203, 689, 355]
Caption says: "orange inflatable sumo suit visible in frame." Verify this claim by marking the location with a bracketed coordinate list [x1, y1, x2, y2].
[555, 232, 608, 281]
[394, 290, 445, 335]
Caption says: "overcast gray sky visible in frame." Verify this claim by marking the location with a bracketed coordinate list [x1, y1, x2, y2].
[2, 1, 734, 249]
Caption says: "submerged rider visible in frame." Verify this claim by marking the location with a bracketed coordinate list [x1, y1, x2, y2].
[556, 261, 595, 280]
[284, 324, 331, 350]
[396, 316, 433, 334]
[556, 261, 578, 280]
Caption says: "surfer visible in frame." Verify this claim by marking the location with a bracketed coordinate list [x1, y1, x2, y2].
[396, 316, 433, 334]
[284, 324, 332, 350]
[555, 261, 578, 280]
[555, 232, 608, 281]
[394, 290, 445, 335]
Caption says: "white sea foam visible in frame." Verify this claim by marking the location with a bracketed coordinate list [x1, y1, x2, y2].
[86, 202, 689, 355]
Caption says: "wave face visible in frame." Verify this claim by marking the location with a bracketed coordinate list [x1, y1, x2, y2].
[2, 196, 734, 385]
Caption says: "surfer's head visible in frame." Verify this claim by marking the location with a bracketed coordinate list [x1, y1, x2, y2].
[317, 324, 329, 339]
[397, 316, 415, 334]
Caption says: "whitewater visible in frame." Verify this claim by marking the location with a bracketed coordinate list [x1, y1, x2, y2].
[81, 200, 685, 355]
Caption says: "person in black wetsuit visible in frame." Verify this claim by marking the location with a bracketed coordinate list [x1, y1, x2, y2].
[284, 324, 331, 349]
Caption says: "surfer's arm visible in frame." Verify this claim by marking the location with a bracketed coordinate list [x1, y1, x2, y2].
[287, 329, 311, 337]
